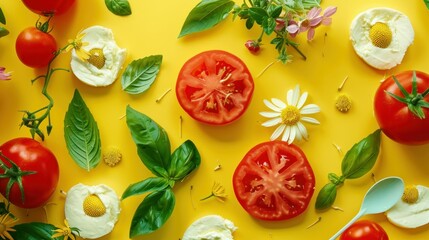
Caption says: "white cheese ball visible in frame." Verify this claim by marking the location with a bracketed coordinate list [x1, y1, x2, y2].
[350, 8, 414, 70]
[71, 25, 127, 87]
[386, 185, 429, 228]
[65, 183, 121, 239]
[182, 215, 237, 240]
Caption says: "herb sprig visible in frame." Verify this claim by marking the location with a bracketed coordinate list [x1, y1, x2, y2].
[315, 129, 381, 210]
[122, 106, 201, 238]
[179, 0, 337, 63]
[0, 6, 8, 38]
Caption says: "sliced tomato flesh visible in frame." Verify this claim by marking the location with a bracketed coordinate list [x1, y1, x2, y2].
[233, 141, 315, 221]
[176, 50, 254, 125]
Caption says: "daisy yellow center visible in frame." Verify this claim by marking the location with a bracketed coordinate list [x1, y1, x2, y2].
[369, 22, 392, 48]
[335, 94, 352, 112]
[402, 185, 419, 204]
[88, 48, 106, 69]
[281, 106, 301, 125]
[83, 194, 106, 217]
[103, 146, 122, 167]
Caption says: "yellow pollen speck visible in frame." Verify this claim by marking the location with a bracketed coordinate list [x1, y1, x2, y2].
[83, 194, 106, 217]
[335, 94, 352, 113]
[103, 146, 122, 167]
[281, 106, 301, 125]
[88, 48, 106, 69]
[369, 22, 392, 48]
[402, 185, 419, 204]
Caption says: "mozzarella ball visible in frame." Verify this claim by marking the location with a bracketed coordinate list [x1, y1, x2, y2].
[182, 215, 237, 240]
[386, 185, 429, 228]
[350, 8, 414, 70]
[71, 25, 127, 87]
[65, 183, 121, 239]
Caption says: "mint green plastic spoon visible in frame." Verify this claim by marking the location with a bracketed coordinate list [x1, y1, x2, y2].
[329, 176, 404, 240]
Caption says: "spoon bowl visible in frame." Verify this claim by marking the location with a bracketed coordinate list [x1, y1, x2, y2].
[329, 176, 404, 240]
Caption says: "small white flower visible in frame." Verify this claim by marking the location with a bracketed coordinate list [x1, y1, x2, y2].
[260, 85, 320, 144]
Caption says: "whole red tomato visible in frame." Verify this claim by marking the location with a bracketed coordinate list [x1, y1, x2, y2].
[374, 71, 429, 145]
[15, 27, 57, 68]
[21, 0, 75, 15]
[176, 50, 254, 125]
[232, 141, 315, 221]
[0, 138, 59, 209]
[340, 220, 389, 240]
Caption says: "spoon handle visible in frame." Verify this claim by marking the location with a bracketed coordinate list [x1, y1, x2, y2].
[329, 210, 365, 240]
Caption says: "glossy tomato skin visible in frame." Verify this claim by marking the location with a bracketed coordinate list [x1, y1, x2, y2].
[374, 71, 429, 145]
[176, 50, 254, 125]
[0, 138, 59, 209]
[232, 141, 315, 221]
[15, 27, 57, 68]
[340, 220, 389, 240]
[21, 0, 75, 15]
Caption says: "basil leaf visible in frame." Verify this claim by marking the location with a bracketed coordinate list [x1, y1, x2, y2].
[315, 183, 337, 210]
[130, 188, 175, 238]
[9, 222, 63, 240]
[179, 0, 235, 38]
[0, 7, 5, 24]
[122, 177, 169, 200]
[169, 140, 201, 181]
[104, 0, 131, 16]
[121, 55, 162, 95]
[64, 90, 101, 171]
[341, 129, 381, 179]
[126, 105, 171, 177]
[425, 0, 429, 9]
[328, 173, 345, 185]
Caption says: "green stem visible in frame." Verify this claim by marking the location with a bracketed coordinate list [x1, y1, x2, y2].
[200, 193, 214, 201]
[20, 46, 70, 140]
[291, 44, 307, 60]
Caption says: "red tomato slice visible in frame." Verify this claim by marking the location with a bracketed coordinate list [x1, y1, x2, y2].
[233, 141, 315, 221]
[176, 50, 254, 125]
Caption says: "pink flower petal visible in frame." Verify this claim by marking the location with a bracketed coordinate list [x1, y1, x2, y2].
[323, 6, 337, 18]
[307, 7, 322, 19]
[286, 24, 300, 34]
[309, 16, 323, 26]
[307, 28, 315, 41]
[321, 18, 332, 26]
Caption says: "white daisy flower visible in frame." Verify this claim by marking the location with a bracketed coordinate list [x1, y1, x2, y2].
[260, 85, 320, 144]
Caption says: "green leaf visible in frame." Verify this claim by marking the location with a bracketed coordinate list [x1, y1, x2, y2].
[0, 7, 5, 25]
[168, 140, 201, 181]
[126, 105, 171, 177]
[262, 17, 276, 35]
[268, 5, 282, 18]
[178, 0, 235, 38]
[121, 55, 162, 95]
[315, 183, 337, 210]
[328, 173, 344, 185]
[341, 129, 381, 179]
[122, 177, 170, 200]
[64, 89, 101, 171]
[0, 27, 9, 38]
[130, 188, 175, 238]
[425, 0, 429, 9]
[248, 7, 268, 25]
[9, 222, 64, 240]
[245, 18, 254, 29]
[104, 0, 132, 16]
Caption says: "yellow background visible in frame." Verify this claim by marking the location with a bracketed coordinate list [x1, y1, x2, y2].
[1, 0, 429, 239]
